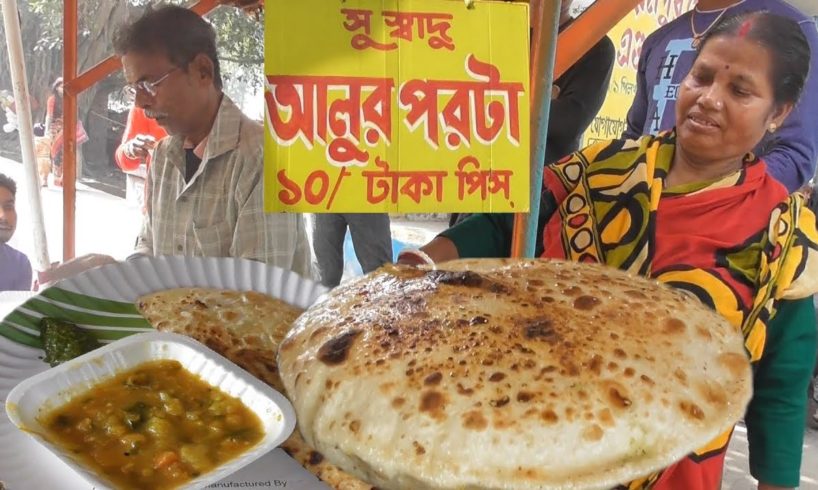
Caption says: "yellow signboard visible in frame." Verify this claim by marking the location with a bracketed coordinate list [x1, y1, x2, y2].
[582, 0, 696, 147]
[264, 0, 530, 213]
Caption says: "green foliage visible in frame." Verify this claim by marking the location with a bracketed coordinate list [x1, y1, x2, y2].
[24, 0, 263, 90]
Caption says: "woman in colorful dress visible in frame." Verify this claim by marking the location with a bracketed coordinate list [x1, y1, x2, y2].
[45, 77, 87, 186]
[401, 13, 817, 490]
[44, 78, 64, 185]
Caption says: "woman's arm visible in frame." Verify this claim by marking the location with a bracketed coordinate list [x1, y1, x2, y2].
[746, 297, 817, 489]
[44, 96, 55, 135]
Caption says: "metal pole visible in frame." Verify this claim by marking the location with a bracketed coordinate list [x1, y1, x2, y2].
[510, 0, 560, 258]
[1, 0, 50, 270]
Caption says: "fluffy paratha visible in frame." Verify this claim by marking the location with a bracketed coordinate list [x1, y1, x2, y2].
[281, 431, 375, 490]
[278, 259, 753, 490]
[137, 288, 303, 392]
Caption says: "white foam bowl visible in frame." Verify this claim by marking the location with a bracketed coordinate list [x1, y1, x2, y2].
[4, 331, 296, 490]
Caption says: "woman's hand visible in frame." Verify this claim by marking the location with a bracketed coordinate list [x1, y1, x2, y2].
[396, 237, 460, 266]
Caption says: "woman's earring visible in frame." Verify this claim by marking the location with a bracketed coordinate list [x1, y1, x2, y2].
[769, 123, 778, 133]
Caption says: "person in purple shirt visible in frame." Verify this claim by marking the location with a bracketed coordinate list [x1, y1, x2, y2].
[0, 173, 32, 291]
[624, 0, 818, 192]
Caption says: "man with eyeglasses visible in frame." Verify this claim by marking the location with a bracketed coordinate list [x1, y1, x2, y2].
[112, 5, 311, 276]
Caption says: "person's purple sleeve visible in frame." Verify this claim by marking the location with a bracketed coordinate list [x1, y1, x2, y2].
[623, 33, 653, 140]
[761, 20, 818, 192]
[13, 255, 32, 291]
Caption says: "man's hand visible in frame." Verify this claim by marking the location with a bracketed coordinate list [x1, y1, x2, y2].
[122, 134, 157, 161]
[35, 254, 118, 290]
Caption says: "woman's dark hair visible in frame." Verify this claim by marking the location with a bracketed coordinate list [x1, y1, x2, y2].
[113, 5, 222, 90]
[50, 77, 63, 117]
[699, 12, 811, 107]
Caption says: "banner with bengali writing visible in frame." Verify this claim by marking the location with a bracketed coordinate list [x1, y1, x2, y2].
[581, 0, 696, 147]
[264, 0, 530, 213]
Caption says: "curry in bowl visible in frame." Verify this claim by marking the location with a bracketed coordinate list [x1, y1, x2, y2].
[39, 359, 264, 490]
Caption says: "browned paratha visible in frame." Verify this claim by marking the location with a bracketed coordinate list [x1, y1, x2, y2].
[278, 259, 753, 490]
[136, 288, 303, 392]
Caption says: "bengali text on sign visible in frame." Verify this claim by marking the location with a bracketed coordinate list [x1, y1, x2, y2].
[264, 0, 530, 213]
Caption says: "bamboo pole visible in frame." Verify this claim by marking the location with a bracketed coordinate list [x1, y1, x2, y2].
[1, 0, 50, 270]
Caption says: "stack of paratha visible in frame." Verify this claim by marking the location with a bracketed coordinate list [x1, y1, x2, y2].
[137, 288, 303, 392]
[136, 287, 369, 488]
[277, 259, 753, 490]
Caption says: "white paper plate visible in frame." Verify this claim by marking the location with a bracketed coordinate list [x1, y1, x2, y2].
[7, 331, 297, 490]
[0, 256, 330, 490]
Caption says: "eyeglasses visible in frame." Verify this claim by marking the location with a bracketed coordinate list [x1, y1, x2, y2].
[122, 67, 178, 100]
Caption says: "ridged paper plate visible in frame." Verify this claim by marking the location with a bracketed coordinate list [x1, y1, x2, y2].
[0, 255, 329, 490]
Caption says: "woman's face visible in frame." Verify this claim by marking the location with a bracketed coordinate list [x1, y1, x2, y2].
[675, 35, 792, 164]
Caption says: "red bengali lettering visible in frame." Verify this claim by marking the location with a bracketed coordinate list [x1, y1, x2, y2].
[454, 156, 488, 200]
[617, 29, 645, 71]
[487, 169, 513, 200]
[633, 31, 645, 69]
[618, 28, 634, 69]
[666, 0, 685, 20]
[399, 54, 523, 151]
[399, 79, 440, 148]
[399, 169, 447, 203]
[382, 11, 455, 51]
[467, 55, 516, 146]
[277, 169, 302, 205]
[635, 0, 658, 16]
[361, 157, 448, 205]
[440, 85, 471, 149]
[454, 156, 513, 201]
[304, 171, 330, 205]
[341, 8, 398, 51]
[362, 157, 400, 204]
[266, 75, 394, 166]
[265, 79, 316, 146]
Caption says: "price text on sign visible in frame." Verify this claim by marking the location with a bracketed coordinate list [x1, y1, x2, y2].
[264, 0, 530, 213]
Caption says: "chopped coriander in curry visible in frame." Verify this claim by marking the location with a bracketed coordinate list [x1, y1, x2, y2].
[40, 360, 263, 490]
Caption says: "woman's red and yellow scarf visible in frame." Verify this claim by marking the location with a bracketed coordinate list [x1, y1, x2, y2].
[540, 131, 818, 489]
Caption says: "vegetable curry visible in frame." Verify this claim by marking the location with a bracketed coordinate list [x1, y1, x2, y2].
[40, 360, 263, 490]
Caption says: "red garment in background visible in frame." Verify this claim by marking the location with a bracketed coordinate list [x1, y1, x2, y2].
[114, 106, 167, 172]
